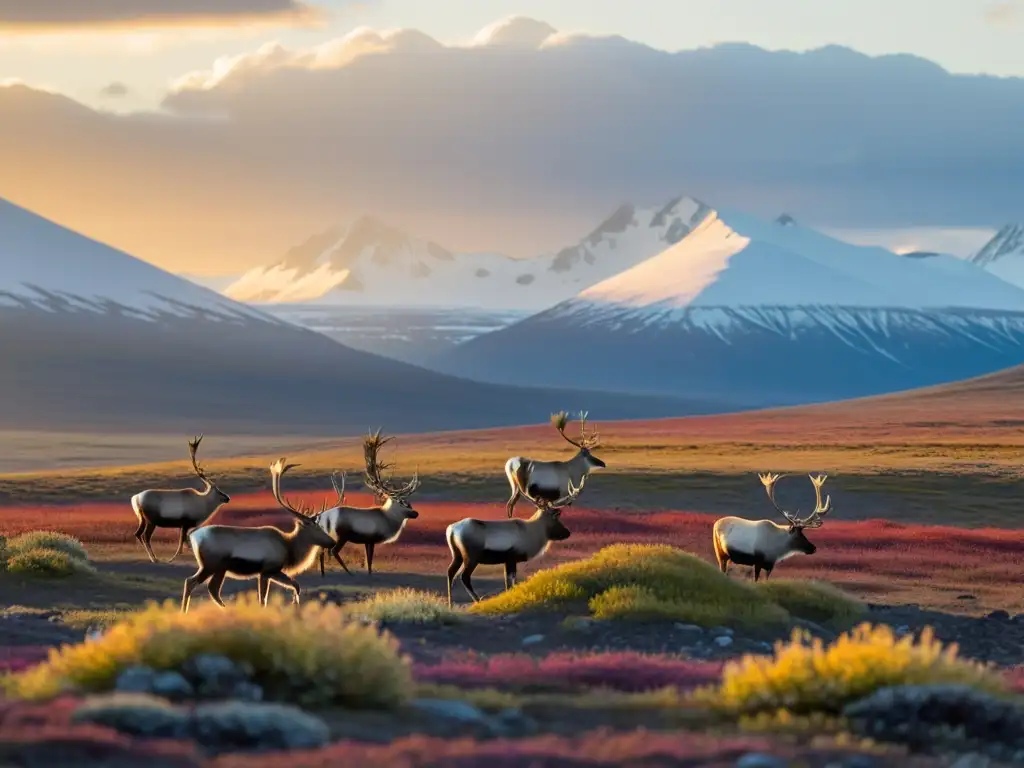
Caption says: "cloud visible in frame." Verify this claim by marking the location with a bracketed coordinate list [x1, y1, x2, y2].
[985, 2, 1018, 24]
[2, 19, 1024, 275]
[99, 81, 130, 98]
[0, 0, 325, 32]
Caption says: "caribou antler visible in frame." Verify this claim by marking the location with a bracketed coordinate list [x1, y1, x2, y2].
[758, 472, 832, 528]
[551, 410, 601, 450]
[363, 429, 421, 500]
[188, 435, 211, 486]
[802, 474, 832, 529]
[269, 459, 333, 519]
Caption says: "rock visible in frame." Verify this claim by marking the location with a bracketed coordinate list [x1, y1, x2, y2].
[72, 692, 191, 739]
[894, 624, 911, 635]
[490, 707, 539, 737]
[180, 654, 250, 699]
[956, 594, 977, 601]
[714, 635, 734, 648]
[191, 700, 330, 755]
[736, 752, 788, 768]
[843, 684, 1024, 760]
[755, 641, 774, 653]
[984, 609, 1010, 622]
[711, 626, 734, 636]
[674, 623, 703, 634]
[229, 681, 264, 702]
[792, 618, 834, 639]
[151, 671, 195, 702]
[411, 698, 489, 725]
[521, 634, 545, 647]
[114, 666, 160, 694]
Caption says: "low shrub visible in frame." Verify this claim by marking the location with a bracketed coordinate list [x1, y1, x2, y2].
[4, 531, 90, 563]
[1, 531, 95, 577]
[6, 549, 95, 577]
[344, 588, 463, 625]
[4, 594, 413, 710]
[694, 623, 1008, 717]
[756, 579, 867, 629]
[470, 544, 790, 629]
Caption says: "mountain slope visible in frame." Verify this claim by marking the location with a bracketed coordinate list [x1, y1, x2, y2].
[970, 224, 1024, 288]
[0, 198, 717, 433]
[224, 197, 712, 310]
[430, 207, 1024, 406]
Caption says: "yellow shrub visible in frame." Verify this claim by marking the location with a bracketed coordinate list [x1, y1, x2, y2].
[5, 531, 90, 563]
[757, 580, 866, 629]
[470, 544, 789, 629]
[695, 623, 1007, 717]
[6, 548, 95, 577]
[5, 594, 413, 710]
[344, 588, 464, 624]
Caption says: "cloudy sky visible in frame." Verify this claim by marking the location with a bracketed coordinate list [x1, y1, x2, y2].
[1, 0, 1021, 274]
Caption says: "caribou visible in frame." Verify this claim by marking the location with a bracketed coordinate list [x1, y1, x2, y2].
[315, 429, 421, 577]
[712, 472, 832, 582]
[180, 458, 337, 613]
[130, 435, 231, 564]
[445, 469, 584, 607]
[504, 410, 605, 518]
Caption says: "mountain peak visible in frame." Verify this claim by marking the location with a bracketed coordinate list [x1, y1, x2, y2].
[972, 223, 1024, 268]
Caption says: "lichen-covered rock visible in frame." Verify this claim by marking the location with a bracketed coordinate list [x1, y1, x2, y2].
[190, 701, 330, 755]
[151, 671, 195, 702]
[180, 654, 251, 699]
[115, 666, 161, 694]
[843, 684, 1024, 762]
[71, 692, 191, 739]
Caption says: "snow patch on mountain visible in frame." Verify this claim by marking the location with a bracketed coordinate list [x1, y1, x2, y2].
[224, 197, 713, 310]
[579, 207, 1024, 314]
[970, 224, 1024, 289]
[0, 198, 276, 325]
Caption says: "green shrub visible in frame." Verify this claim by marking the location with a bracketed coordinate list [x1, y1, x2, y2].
[470, 544, 790, 630]
[757, 579, 867, 629]
[5, 531, 90, 562]
[344, 588, 463, 625]
[6, 548, 95, 577]
[693, 623, 1008, 717]
[5, 594, 413, 710]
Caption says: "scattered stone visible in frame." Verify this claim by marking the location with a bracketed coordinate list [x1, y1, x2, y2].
[735, 752, 788, 768]
[411, 698, 490, 725]
[755, 641, 774, 653]
[181, 654, 250, 699]
[792, 618, 835, 640]
[191, 700, 330, 755]
[150, 671, 195, 702]
[984, 609, 1010, 622]
[521, 634, 545, 647]
[229, 681, 264, 702]
[955, 594, 977, 601]
[72, 692, 191, 739]
[714, 635, 734, 648]
[843, 684, 1024, 761]
[115, 666, 160, 694]
[895, 625, 911, 635]
[673, 623, 703, 634]
[489, 707, 539, 737]
[711, 626, 734, 636]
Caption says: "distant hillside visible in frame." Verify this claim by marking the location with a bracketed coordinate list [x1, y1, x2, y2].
[0, 197, 719, 434]
[431, 205, 1024, 407]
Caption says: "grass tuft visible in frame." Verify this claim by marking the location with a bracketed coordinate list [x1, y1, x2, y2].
[694, 622, 1008, 717]
[756, 580, 867, 629]
[470, 544, 862, 630]
[1, 531, 95, 577]
[342, 588, 464, 625]
[3, 593, 413, 710]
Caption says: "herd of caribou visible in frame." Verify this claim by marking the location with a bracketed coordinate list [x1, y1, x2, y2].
[128, 412, 833, 613]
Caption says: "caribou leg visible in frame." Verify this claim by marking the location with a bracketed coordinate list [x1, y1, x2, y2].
[207, 572, 228, 608]
[446, 551, 464, 608]
[460, 561, 482, 602]
[139, 521, 159, 563]
[258, 574, 272, 606]
[269, 571, 302, 606]
[182, 566, 211, 613]
[364, 543, 375, 576]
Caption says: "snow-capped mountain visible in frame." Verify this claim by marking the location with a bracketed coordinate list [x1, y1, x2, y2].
[0, 197, 703, 433]
[969, 224, 1024, 288]
[224, 198, 712, 310]
[430, 207, 1024, 406]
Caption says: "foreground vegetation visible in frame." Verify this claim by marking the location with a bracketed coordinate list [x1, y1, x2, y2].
[470, 543, 867, 630]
